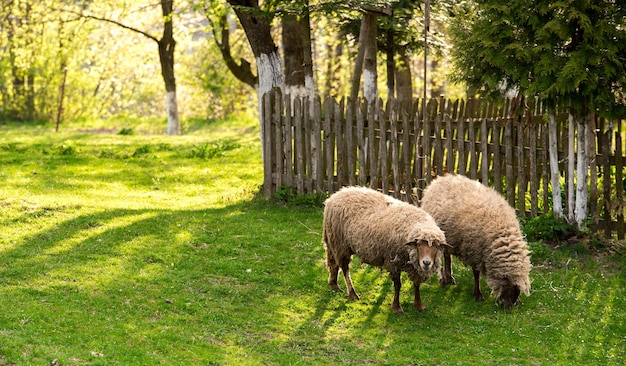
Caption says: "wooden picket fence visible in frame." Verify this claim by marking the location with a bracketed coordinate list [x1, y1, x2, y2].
[261, 90, 625, 239]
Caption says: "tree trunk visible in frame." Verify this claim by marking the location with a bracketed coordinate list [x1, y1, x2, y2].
[324, 37, 343, 98]
[282, 13, 306, 97]
[386, 28, 395, 99]
[229, 0, 284, 97]
[362, 11, 378, 104]
[228, 0, 284, 162]
[548, 111, 563, 218]
[574, 112, 591, 230]
[396, 50, 413, 102]
[301, 5, 315, 104]
[567, 112, 575, 221]
[159, 0, 180, 135]
[350, 14, 369, 102]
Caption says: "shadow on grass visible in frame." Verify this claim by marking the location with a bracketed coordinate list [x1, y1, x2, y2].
[1, 200, 624, 364]
[278, 248, 626, 364]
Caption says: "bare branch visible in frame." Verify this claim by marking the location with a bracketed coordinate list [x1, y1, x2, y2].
[52, 7, 159, 43]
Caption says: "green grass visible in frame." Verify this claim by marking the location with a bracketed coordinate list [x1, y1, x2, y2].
[1, 116, 625, 365]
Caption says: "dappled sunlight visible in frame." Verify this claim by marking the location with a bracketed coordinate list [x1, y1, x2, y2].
[41, 211, 158, 257]
[1, 210, 174, 293]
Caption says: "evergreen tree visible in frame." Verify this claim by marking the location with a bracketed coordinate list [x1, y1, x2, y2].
[449, 0, 626, 229]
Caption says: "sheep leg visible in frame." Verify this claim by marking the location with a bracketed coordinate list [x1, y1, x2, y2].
[413, 281, 427, 312]
[327, 262, 341, 291]
[439, 252, 456, 286]
[472, 268, 485, 301]
[390, 272, 404, 314]
[341, 261, 360, 300]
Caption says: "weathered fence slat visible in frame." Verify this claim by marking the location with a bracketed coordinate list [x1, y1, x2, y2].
[615, 121, 624, 239]
[293, 98, 304, 194]
[283, 96, 293, 188]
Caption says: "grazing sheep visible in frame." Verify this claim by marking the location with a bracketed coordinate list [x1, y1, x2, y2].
[420, 174, 532, 308]
[323, 186, 449, 313]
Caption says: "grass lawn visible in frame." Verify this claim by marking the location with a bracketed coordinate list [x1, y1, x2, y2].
[0, 116, 624, 365]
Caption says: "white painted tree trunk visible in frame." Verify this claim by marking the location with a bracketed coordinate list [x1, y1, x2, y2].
[255, 51, 285, 161]
[285, 85, 307, 99]
[363, 68, 377, 105]
[166, 91, 180, 135]
[567, 113, 575, 221]
[548, 112, 563, 218]
[574, 115, 590, 230]
[256, 52, 285, 98]
[305, 73, 315, 107]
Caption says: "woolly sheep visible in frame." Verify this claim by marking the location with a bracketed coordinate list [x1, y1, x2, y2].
[322, 186, 449, 313]
[420, 174, 532, 308]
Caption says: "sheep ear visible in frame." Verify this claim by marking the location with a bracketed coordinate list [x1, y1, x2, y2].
[405, 240, 418, 247]
[440, 242, 453, 249]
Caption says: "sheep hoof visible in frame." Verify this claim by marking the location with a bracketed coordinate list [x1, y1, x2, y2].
[392, 306, 404, 314]
[329, 284, 341, 292]
[348, 291, 360, 300]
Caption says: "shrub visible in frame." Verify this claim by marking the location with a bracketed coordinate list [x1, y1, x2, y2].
[521, 213, 578, 243]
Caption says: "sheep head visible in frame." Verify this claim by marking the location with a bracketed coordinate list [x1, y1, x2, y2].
[489, 276, 528, 308]
[498, 283, 521, 308]
[405, 239, 449, 272]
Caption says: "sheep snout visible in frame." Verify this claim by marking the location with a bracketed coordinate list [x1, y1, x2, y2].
[497, 284, 521, 308]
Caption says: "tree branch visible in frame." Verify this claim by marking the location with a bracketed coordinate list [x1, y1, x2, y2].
[209, 13, 257, 89]
[53, 7, 159, 43]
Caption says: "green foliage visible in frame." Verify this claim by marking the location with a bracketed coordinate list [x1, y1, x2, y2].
[269, 185, 327, 208]
[117, 127, 135, 135]
[0, 142, 20, 152]
[521, 213, 578, 243]
[449, 0, 626, 115]
[49, 141, 81, 156]
[132, 144, 153, 157]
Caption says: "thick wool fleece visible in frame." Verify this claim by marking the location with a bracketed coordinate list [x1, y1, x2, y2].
[323, 186, 445, 283]
[421, 174, 531, 298]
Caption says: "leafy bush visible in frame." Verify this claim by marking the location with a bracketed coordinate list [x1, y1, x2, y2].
[521, 213, 578, 243]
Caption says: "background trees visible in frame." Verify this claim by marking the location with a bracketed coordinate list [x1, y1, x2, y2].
[1, 0, 461, 126]
[448, 0, 626, 229]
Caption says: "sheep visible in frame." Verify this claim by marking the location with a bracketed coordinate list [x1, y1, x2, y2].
[420, 174, 531, 308]
[322, 186, 449, 313]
